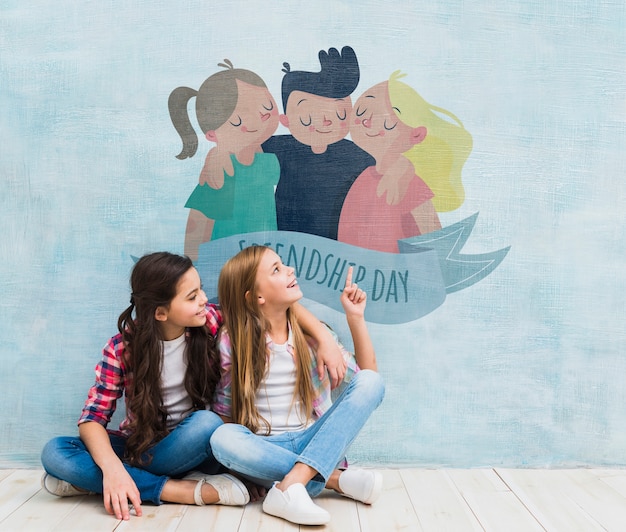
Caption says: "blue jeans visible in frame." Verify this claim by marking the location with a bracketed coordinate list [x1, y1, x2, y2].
[41, 409, 223, 505]
[211, 369, 385, 497]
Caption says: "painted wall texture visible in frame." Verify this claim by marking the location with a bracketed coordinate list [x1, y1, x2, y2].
[1, 1, 625, 468]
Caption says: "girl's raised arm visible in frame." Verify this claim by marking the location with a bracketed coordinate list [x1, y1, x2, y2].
[340, 267, 377, 371]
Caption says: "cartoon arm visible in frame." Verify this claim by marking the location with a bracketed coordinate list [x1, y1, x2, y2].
[184, 209, 215, 261]
[411, 200, 441, 236]
[376, 156, 414, 206]
[200, 146, 234, 189]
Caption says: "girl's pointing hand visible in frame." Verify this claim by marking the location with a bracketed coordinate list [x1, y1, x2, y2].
[340, 266, 367, 319]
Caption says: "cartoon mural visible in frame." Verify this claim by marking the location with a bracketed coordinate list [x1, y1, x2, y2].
[169, 46, 509, 324]
[6, 1, 625, 471]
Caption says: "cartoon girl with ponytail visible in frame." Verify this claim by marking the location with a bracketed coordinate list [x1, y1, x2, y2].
[168, 61, 280, 260]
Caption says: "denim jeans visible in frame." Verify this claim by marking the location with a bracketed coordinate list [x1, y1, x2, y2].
[41, 409, 223, 504]
[211, 369, 385, 497]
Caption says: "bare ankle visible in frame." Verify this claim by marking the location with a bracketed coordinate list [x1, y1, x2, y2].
[277, 464, 317, 492]
[201, 482, 219, 504]
[327, 469, 342, 493]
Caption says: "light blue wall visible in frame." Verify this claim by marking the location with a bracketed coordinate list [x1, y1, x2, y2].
[2, 0, 625, 467]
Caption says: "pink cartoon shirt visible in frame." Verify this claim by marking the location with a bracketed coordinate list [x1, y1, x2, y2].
[338, 166, 434, 253]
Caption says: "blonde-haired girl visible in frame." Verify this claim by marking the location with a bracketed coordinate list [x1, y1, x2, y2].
[210, 245, 385, 526]
[339, 71, 472, 252]
[388, 70, 472, 212]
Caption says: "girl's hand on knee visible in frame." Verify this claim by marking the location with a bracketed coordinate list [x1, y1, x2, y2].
[315, 335, 347, 388]
[103, 468, 142, 520]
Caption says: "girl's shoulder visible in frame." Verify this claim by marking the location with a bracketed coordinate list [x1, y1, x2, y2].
[205, 303, 223, 336]
[217, 325, 232, 349]
[98, 331, 129, 373]
[104, 331, 125, 354]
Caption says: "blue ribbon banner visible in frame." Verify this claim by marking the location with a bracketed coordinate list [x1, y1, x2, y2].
[195, 213, 509, 324]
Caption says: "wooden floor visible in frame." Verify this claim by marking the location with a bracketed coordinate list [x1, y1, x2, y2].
[1, 468, 626, 531]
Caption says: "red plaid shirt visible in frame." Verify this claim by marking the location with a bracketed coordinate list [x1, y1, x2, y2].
[77, 304, 223, 436]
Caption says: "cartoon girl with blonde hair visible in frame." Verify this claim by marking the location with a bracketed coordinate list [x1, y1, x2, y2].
[338, 71, 472, 253]
[169, 61, 280, 260]
[388, 71, 472, 212]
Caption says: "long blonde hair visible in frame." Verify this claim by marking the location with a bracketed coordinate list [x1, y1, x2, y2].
[388, 70, 473, 212]
[218, 245, 315, 434]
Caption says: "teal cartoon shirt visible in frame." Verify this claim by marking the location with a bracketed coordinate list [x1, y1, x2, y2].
[185, 152, 280, 240]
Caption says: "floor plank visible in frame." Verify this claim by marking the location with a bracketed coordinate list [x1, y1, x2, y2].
[52, 495, 122, 532]
[591, 468, 626, 498]
[400, 469, 482, 531]
[2, 468, 626, 531]
[496, 468, 605, 531]
[236, 500, 299, 532]
[315, 489, 361, 532]
[357, 469, 421, 531]
[176, 503, 245, 531]
[0, 469, 45, 523]
[446, 469, 544, 531]
[553, 469, 626, 532]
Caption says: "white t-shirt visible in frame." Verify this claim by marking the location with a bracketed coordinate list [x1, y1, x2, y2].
[161, 334, 193, 429]
[255, 341, 310, 435]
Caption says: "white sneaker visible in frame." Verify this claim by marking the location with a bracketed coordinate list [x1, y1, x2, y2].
[184, 471, 250, 506]
[41, 473, 91, 497]
[263, 483, 330, 525]
[338, 468, 383, 504]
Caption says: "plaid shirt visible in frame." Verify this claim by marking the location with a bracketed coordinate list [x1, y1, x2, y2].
[77, 304, 223, 436]
[213, 324, 359, 425]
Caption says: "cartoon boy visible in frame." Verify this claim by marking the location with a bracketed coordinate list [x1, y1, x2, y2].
[262, 46, 374, 240]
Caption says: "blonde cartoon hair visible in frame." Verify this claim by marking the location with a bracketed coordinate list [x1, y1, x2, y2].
[388, 71, 473, 212]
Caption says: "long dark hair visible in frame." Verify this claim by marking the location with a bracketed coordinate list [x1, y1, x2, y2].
[117, 252, 219, 465]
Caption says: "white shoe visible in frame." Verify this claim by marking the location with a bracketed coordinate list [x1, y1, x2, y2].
[41, 473, 91, 497]
[263, 483, 330, 525]
[338, 468, 383, 504]
[184, 472, 250, 506]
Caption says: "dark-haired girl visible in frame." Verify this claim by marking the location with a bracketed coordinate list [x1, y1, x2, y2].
[41, 252, 344, 520]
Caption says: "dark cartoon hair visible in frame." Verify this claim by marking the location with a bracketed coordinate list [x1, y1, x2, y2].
[168, 60, 267, 160]
[280, 46, 360, 112]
